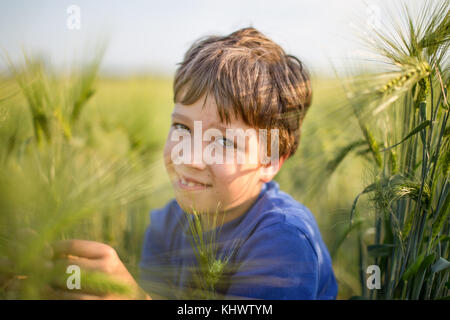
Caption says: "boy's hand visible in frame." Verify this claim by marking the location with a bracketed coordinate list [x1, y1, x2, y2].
[49, 240, 151, 300]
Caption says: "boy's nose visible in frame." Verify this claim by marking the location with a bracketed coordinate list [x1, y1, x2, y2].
[186, 139, 207, 170]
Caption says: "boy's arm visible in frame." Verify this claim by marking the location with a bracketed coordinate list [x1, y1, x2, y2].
[223, 222, 336, 300]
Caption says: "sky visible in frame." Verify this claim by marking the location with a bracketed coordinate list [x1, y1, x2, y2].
[0, 0, 427, 77]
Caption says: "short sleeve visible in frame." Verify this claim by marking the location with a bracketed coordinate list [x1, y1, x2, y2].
[223, 222, 321, 300]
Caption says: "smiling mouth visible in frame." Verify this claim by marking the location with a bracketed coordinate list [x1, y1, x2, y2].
[176, 175, 212, 191]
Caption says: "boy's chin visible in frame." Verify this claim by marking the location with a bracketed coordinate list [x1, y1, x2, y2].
[174, 194, 212, 215]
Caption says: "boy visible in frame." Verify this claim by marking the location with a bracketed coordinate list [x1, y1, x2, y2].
[50, 27, 337, 300]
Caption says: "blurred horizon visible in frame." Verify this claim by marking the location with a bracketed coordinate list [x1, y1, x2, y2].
[1, 0, 447, 300]
[0, 0, 427, 77]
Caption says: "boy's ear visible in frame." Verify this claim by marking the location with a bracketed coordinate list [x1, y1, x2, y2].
[259, 153, 288, 183]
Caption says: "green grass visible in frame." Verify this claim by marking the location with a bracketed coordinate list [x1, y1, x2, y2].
[0, 60, 362, 298]
[1, 1, 447, 300]
[0, 58, 174, 298]
[327, 0, 449, 299]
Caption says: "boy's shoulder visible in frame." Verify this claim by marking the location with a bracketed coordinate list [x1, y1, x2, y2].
[243, 181, 320, 240]
[229, 182, 337, 299]
[148, 198, 182, 230]
[236, 181, 327, 259]
[254, 180, 320, 233]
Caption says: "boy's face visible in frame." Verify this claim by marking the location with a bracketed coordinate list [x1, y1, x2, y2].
[163, 95, 282, 220]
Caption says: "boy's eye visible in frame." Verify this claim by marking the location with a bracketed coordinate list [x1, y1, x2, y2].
[216, 136, 235, 148]
[172, 123, 190, 132]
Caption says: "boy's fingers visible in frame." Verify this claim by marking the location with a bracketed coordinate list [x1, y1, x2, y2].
[49, 261, 112, 296]
[52, 257, 105, 274]
[51, 240, 115, 260]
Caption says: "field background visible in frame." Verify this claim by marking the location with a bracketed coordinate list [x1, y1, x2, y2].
[2, 57, 445, 299]
[1, 0, 448, 301]
[55, 74, 368, 299]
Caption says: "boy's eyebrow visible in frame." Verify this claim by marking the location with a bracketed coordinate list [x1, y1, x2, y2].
[171, 112, 229, 131]
[171, 112, 192, 123]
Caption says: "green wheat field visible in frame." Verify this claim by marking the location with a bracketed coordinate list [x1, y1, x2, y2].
[0, 1, 448, 300]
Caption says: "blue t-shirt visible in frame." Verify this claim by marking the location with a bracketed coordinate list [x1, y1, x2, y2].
[139, 181, 338, 299]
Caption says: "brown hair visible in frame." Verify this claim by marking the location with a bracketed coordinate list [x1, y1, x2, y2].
[173, 27, 312, 159]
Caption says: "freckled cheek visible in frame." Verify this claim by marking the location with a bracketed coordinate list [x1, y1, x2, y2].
[163, 130, 177, 159]
[163, 135, 176, 173]
[163, 141, 171, 162]
[209, 163, 237, 183]
[209, 163, 256, 189]
[207, 165, 235, 203]
[210, 164, 259, 204]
